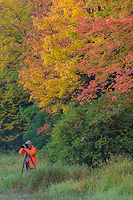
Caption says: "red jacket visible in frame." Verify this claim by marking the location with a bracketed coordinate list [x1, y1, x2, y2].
[19, 146, 37, 168]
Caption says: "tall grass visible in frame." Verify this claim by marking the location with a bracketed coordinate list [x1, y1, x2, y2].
[0, 152, 133, 200]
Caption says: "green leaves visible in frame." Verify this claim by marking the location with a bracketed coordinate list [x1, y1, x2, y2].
[44, 95, 133, 165]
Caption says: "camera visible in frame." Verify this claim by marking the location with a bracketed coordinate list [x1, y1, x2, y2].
[21, 144, 28, 148]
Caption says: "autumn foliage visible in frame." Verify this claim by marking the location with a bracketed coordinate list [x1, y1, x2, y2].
[0, 0, 33, 142]
[77, 15, 133, 103]
[0, 0, 132, 160]
[19, 0, 90, 111]
[18, 0, 133, 112]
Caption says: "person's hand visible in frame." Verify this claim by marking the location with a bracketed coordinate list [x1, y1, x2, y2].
[23, 145, 26, 150]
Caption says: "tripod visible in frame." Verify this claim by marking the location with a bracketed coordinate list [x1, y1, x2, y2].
[21, 151, 36, 175]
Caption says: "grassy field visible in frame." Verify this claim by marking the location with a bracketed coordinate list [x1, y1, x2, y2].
[0, 152, 133, 200]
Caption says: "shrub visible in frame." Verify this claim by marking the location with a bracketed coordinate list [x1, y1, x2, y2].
[44, 94, 133, 165]
[23, 106, 63, 150]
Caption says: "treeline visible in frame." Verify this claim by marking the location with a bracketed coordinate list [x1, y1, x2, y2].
[0, 0, 132, 165]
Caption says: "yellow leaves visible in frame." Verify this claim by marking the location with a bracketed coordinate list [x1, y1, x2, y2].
[92, 36, 104, 44]
[0, 0, 33, 139]
[0, 133, 20, 142]
[61, 104, 70, 114]
[19, 0, 91, 112]
[4, 122, 15, 131]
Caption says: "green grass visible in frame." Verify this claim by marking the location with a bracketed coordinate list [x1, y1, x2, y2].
[0, 152, 133, 200]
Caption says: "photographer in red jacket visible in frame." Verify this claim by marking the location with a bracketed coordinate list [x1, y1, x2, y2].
[19, 140, 37, 170]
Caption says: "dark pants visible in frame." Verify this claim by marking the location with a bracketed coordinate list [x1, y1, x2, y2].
[26, 161, 30, 170]
[26, 162, 34, 170]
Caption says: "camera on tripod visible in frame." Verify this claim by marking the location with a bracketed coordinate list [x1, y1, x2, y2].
[21, 144, 28, 148]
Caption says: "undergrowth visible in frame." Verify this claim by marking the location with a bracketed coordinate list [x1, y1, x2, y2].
[0, 152, 132, 200]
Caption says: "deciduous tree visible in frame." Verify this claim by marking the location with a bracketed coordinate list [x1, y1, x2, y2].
[0, 0, 33, 141]
[19, 0, 90, 112]
[76, 0, 133, 105]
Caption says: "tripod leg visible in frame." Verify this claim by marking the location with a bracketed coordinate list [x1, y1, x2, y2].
[21, 152, 26, 175]
[26, 161, 30, 171]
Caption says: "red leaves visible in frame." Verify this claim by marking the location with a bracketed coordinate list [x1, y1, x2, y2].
[37, 124, 51, 135]
[76, 14, 133, 103]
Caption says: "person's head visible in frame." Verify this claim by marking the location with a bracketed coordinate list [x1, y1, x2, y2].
[26, 140, 32, 149]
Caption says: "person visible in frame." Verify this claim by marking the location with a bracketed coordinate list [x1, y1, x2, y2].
[19, 140, 37, 170]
